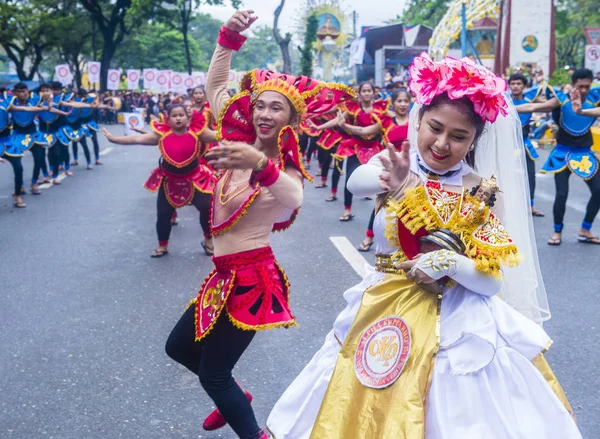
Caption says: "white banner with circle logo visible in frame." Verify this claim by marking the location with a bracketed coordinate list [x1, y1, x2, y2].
[107, 69, 121, 90]
[55, 64, 72, 86]
[156, 70, 170, 93]
[183, 74, 195, 90]
[123, 112, 145, 135]
[192, 72, 206, 87]
[143, 68, 157, 89]
[88, 62, 101, 83]
[170, 72, 185, 93]
[127, 69, 141, 90]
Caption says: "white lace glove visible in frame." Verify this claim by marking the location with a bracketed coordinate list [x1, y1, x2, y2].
[413, 250, 502, 297]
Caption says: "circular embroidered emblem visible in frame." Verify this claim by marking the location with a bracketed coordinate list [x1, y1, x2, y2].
[354, 316, 411, 389]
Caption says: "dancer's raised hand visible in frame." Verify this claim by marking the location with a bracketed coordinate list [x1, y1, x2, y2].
[379, 141, 410, 192]
[225, 10, 258, 33]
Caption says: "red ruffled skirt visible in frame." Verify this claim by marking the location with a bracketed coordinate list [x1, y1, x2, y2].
[144, 164, 216, 208]
[193, 247, 296, 341]
[334, 137, 384, 164]
[317, 129, 343, 150]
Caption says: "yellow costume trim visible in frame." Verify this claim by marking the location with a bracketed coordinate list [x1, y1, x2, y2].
[211, 188, 261, 236]
[193, 270, 237, 342]
[388, 185, 520, 277]
[226, 311, 298, 332]
[253, 79, 307, 114]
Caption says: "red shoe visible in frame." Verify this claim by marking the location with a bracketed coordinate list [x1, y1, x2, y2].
[202, 391, 253, 431]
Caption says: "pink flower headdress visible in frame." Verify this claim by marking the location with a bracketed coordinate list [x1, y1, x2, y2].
[408, 52, 508, 123]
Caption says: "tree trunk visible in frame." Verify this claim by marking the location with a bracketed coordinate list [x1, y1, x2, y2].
[100, 43, 117, 92]
[181, 7, 192, 75]
[273, 0, 292, 73]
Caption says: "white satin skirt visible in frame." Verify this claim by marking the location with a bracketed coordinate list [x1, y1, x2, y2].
[266, 266, 384, 439]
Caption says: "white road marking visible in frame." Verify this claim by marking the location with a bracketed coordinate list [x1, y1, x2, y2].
[329, 236, 368, 278]
[99, 147, 113, 156]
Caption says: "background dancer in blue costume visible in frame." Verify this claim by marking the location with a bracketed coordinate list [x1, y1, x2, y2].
[517, 68, 600, 246]
[510, 72, 545, 217]
[36, 83, 72, 185]
[1, 84, 65, 206]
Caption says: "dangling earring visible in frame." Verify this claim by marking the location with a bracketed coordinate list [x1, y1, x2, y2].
[416, 123, 421, 130]
[469, 144, 475, 151]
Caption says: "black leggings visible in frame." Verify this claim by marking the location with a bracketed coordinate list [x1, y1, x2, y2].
[73, 138, 91, 165]
[30, 144, 48, 184]
[306, 137, 318, 163]
[165, 306, 262, 439]
[156, 184, 211, 243]
[367, 208, 376, 237]
[299, 133, 309, 157]
[90, 131, 100, 161]
[48, 143, 63, 175]
[3, 154, 23, 194]
[526, 154, 536, 205]
[331, 156, 344, 193]
[318, 148, 334, 182]
[331, 155, 361, 208]
[553, 169, 600, 231]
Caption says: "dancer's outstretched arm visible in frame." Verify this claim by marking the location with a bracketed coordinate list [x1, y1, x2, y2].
[206, 9, 258, 118]
[102, 127, 159, 146]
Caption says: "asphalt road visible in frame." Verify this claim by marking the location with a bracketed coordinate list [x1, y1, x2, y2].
[1, 126, 598, 438]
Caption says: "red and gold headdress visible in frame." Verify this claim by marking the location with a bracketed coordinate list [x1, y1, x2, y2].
[216, 69, 356, 181]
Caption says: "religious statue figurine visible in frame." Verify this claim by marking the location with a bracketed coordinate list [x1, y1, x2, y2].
[460, 175, 501, 225]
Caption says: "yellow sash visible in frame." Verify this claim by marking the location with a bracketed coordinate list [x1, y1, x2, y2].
[310, 274, 440, 439]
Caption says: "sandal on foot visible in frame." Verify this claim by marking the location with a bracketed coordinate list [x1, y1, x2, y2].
[150, 248, 169, 258]
[95, 160, 104, 165]
[12, 197, 26, 208]
[340, 214, 355, 222]
[358, 240, 374, 252]
[30, 187, 41, 195]
[547, 236, 561, 246]
[86, 165, 93, 170]
[201, 242, 214, 256]
[578, 235, 600, 245]
[532, 208, 545, 217]
[315, 182, 327, 189]
[71, 161, 79, 166]
[325, 195, 337, 202]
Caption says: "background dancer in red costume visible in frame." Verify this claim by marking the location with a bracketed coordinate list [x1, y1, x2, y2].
[358, 88, 411, 251]
[162, 10, 354, 439]
[103, 104, 216, 257]
[311, 82, 389, 221]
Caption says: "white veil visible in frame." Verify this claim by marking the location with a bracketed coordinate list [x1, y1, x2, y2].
[407, 98, 551, 323]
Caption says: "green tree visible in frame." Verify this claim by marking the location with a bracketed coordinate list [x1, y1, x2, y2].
[79, 0, 163, 91]
[46, 0, 93, 87]
[397, 0, 451, 26]
[190, 12, 223, 67]
[0, 0, 55, 80]
[554, 0, 600, 68]
[115, 22, 205, 71]
[232, 25, 282, 71]
[299, 13, 318, 77]
[159, 0, 240, 75]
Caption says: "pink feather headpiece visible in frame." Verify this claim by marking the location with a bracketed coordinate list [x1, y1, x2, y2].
[409, 52, 509, 123]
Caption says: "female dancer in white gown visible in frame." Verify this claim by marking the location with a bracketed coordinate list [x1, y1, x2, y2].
[267, 54, 581, 439]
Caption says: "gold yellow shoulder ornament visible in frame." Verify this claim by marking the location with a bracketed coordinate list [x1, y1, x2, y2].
[385, 175, 521, 278]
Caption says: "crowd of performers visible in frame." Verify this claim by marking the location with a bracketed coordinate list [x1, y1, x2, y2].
[103, 9, 597, 438]
[298, 66, 600, 249]
[0, 81, 107, 208]
[4, 7, 596, 438]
